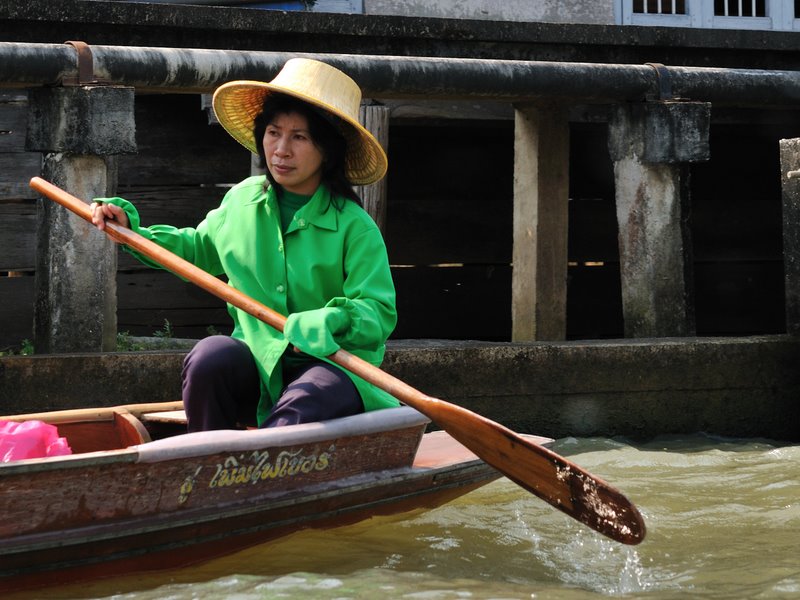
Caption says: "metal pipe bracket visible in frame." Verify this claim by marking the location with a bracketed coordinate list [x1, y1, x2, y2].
[62, 41, 106, 86]
[645, 62, 674, 101]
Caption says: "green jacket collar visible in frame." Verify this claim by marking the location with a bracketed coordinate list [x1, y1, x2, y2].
[264, 183, 339, 234]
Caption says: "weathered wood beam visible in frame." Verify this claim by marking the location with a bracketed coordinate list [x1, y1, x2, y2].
[355, 103, 390, 232]
[780, 138, 800, 335]
[512, 103, 569, 341]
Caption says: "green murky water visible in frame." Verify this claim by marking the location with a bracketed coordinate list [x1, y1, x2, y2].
[13, 435, 800, 599]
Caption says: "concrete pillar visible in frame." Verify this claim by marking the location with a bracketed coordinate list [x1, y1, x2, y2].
[608, 101, 710, 338]
[26, 85, 136, 353]
[512, 103, 570, 341]
[780, 138, 800, 335]
[356, 102, 390, 233]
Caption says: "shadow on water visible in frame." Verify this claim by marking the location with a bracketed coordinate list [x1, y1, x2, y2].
[11, 434, 800, 600]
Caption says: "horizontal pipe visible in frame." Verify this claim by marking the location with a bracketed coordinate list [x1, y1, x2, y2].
[1, 42, 800, 106]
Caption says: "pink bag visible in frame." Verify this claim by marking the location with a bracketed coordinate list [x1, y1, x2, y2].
[0, 420, 73, 462]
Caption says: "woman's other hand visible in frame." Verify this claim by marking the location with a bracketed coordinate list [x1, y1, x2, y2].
[284, 307, 351, 357]
[90, 201, 130, 232]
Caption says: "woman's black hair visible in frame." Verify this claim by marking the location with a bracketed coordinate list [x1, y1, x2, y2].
[253, 92, 362, 208]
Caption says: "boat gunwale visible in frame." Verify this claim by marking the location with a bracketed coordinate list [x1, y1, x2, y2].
[0, 448, 140, 475]
[0, 406, 430, 474]
[133, 405, 430, 463]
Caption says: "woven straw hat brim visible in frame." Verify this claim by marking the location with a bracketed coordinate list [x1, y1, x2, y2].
[213, 80, 387, 186]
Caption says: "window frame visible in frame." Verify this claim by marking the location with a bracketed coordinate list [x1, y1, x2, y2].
[616, 0, 795, 30]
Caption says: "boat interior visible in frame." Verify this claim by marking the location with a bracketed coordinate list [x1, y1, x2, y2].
[0, 404, 548, 471]
[3, 402, 190, 453]
[0, 403, 441, 459]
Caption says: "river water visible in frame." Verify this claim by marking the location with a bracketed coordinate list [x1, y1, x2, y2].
[13, 434, 800, 599]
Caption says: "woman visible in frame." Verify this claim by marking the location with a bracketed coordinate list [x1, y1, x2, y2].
[91, 58, 399, 431]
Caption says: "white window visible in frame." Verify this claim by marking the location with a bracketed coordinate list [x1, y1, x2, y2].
[618, 0, 799, 30]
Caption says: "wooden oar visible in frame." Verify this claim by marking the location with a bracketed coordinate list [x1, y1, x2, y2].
[30, 176, 646, 545]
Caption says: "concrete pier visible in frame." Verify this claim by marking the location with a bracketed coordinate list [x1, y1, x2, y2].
[25, 84, 135, 353]
[608, 101, 710, 337]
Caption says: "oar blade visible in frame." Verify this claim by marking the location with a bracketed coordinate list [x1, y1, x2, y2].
[418, 399, 646, 545]
[502, 433, 646, 545]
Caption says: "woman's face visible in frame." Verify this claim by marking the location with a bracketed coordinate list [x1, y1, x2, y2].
[262, 111, 325, 196]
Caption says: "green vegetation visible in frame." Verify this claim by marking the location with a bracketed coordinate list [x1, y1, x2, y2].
[0, 339, 34, 356]
[116, 319, 178, 351]
[3, 320, 217, 355]
[116, 331, 147, 352]
[152, 319, 174, 339]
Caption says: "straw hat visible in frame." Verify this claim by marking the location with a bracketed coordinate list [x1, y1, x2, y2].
[212, 58, 387, 185]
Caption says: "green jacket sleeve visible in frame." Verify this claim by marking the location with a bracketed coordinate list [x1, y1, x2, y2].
[325, 226, 397, 355]
[95, 196, 225, 276]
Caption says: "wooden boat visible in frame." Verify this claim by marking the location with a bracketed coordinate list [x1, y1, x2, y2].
[0, 402, 549, 591]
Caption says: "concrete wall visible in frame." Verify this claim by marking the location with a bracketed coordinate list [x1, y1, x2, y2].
[363, 0, 614, 24]
[3, 335, 799, 442]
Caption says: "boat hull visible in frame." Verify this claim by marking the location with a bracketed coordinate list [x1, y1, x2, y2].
[0, 405, 502, 590]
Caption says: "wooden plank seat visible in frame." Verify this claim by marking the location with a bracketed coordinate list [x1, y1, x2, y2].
[140, 409, 188, 424]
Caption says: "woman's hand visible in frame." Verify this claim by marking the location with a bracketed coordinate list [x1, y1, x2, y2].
[284, 307, 351, 357]
[90, 202, 130, 232]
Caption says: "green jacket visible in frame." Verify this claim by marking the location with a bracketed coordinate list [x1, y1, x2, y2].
[101, 175, 400, 424]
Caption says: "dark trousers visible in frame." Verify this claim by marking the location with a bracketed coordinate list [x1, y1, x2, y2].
[182, 335, 363, 432]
